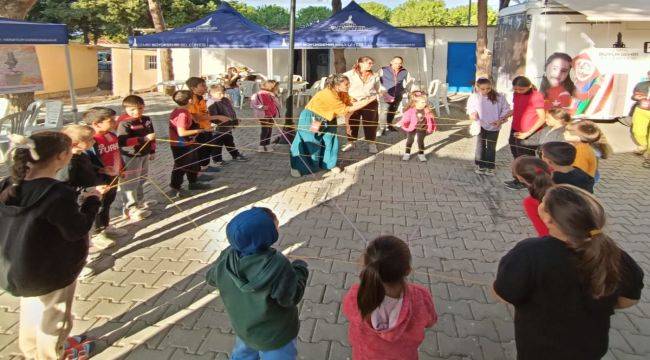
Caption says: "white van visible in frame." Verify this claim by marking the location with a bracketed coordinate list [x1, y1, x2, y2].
[491, 0, 650, 121]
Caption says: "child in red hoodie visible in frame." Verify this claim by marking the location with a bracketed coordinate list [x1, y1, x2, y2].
[343, 236, 437, 360]
[250, 80, 281, 152]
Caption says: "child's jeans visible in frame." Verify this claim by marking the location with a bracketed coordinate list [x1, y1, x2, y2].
[19, 282, 75, 360]
[120, 155, 149, 215]
[405, 129, 427, 154]
[259, 118, 274, 146]
[232, 337, 297, 360]
[227, 88, 242, 107]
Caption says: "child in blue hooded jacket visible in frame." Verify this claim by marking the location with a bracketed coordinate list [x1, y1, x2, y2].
[206, 207, 309, 359]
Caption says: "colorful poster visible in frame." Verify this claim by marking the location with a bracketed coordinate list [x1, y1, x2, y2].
[0, 45, 43, 94]
[537, 48, 650, 119]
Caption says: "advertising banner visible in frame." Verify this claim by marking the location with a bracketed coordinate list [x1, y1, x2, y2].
[0, 45, 43, 94]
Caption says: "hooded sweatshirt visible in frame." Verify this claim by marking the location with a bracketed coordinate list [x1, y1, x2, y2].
[343, 283, 437, 360]
[0, 177, 100, 296]
[205, 208, 309, 350]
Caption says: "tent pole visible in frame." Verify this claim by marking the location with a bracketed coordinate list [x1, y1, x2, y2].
[266, 48, 273, 80]
[285, 0, 296, 126]
[421, 47, 430, 89]
[128, 47, 133, 95]
[64, 45, 78, 122]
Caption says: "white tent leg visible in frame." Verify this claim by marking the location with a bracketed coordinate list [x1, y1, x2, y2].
[64, 45, 78, 122]
[421, 47, 430, 89]
[266, 48, 273, 79]
[128, 47, 133, 94]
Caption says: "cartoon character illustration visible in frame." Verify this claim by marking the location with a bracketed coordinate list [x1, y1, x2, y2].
[573, 52, 602, 115]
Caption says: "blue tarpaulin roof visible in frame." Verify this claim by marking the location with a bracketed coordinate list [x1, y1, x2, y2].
[270, 1, 425, 49]
[0, 17, 68, 44]
[129, 2, 281, 48]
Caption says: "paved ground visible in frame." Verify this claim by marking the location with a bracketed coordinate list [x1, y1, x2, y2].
[1, 93, 649, 359]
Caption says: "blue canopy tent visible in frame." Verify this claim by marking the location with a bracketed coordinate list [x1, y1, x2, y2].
[129, 2, 283, 80]
[0, 17, 77, 117]
[269, 1, 429, 84]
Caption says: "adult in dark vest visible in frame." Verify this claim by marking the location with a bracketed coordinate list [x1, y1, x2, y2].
[377, 56, 414, 137]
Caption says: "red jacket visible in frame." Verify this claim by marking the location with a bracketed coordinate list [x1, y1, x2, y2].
[523, 196, 549, 236]
[92, 131, 121, 176]
[343, 283, 437, 360]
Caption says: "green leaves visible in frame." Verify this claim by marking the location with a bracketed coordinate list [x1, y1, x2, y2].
[359, 2, 391, 22]
[296, 6, 331, 28]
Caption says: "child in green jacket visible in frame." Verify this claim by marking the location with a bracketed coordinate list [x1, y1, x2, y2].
[206, 207, 309, 359]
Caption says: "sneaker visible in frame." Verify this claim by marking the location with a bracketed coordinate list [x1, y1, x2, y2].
[341, 143, 354, 152]
[78, 266, 94, 279]
[484, 169, 496, 176]
[196, 174, 214, 182]
[376, 129, 385, 138]
[258, 146, 266, 152]
[290, 168, 301, 178]
[329, 166, 342, 174]
[368, 144, 378, 154]
[166, 188, 186, 199]
[387, 125, 398, 132]
[203, 166, 220, 173]
[234, 154, 249, 162]
[633, 147, 647, 156]
[127, 208, 152, 221]
[64, 335, 94, 360]
[504, 179, 527, 190]
[103, 226, 127, 238]
[214, 160, 228, 167]
[138, 200, 158, 209]
[188, 182, 211, 191]
[91, 232, 117, 250]
[402, 153, 411, 161]
[265, 146, 274, 153]
[474, 166, 485, 175]
[417, 154, 426, 162]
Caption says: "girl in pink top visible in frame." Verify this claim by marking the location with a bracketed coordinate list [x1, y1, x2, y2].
[396, 91, 436, 162]
[512, 156, 554, 236]
[343, 236, 437, 360]
[250, 80, 281, 152]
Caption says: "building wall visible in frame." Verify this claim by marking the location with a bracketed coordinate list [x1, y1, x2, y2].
[111, 48, 158, 97]
[34, 43, 98, 95]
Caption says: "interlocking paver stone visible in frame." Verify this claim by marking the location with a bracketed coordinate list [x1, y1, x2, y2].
[0, 93, 648, 359]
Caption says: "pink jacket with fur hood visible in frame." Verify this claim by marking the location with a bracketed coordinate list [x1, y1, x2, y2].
[397, 107, 436, 133]
[343, 283, 437, 360]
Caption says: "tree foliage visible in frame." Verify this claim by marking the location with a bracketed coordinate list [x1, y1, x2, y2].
[447, 3, 497, 26]
[390, 0, 448, 27]
[359, 2, 391, 22]
[248, 5, 289, 30]
[296, 6, 331, 28]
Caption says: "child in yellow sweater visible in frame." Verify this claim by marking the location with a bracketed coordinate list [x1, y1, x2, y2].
[565, 120, 612, 182]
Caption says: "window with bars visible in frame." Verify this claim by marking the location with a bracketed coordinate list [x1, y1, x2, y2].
[144, 55, 157, 70]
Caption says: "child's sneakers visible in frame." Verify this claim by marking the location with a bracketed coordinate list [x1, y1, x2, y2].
[290, 168, 301, 178]
[265, 145, 274, 153]
[257, 146, 266, 152]
[138, 200, 158, 209]
[368, 144, 378, 154]
[484, 169, 496, 176]
[417, 154, 426, 162]
[402, 153, 411, 161]
[123, 207, 152, 221]
[341, 143, 354, 152]
[91, 233, 117, 250]
[474, 166, 485, 175]
[234, 154, 250, 162]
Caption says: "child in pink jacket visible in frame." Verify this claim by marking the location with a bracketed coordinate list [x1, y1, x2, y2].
[396, 90, 436, 162]
[343, 236, 437, 360]
[250, 80, 281, 152]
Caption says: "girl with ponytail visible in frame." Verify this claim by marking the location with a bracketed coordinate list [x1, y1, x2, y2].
[494, 184, 644, 360]
[342, 236, 437, 359]
[511, 156, 554, 236]
[0, 131, 101, 359]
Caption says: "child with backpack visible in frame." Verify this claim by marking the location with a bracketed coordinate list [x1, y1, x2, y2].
[343, 236, 437, 360]
[206, 207, 309, 359]
[0, 132, 100, 359]
[396, 90, 436, 162]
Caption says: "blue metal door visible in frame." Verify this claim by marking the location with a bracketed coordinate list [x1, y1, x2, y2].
[447, 42, 476, 93]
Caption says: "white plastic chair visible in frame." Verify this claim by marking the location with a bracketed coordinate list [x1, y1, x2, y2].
[294, 81, 319, 108]
[24, 100, 64, 134]
[239, 80, 258, 108]
[0, 111, 32, 162]
[427, 80, 449, 116]
[0, 98, 9, 119]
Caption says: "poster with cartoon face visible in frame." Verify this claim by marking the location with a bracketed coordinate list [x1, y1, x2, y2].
[539, 49, 649, 119]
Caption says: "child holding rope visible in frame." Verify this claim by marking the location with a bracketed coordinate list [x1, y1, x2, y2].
[343, 236, 437, 359]
[207, 84, 249, 166]
[565, 120, 611, 183]
[0, 131, 100, 359]
[251, 80, 281, 152]
[397, 90, 436, 162]
[206, 207, 309, 359]
[86, 107, 127, 246]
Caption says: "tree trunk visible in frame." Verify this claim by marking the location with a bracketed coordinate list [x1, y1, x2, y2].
[476, 0, 491, 79]
[332, 0, 346, 73]
[147, 0, 175, 95]
[0, 0, 38, 112]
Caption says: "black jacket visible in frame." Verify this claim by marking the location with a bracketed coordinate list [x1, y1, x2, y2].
[56, 152, 101, 192]
[0, 177, 101, 296]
